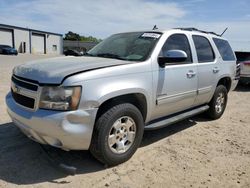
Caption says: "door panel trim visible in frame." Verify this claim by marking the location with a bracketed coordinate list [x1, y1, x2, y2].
[198, 86, 212, 95]
[157, 90, 197, 105]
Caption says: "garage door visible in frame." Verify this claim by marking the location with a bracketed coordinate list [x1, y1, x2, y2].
[0, 29, 13, 47]
[31, 33, 45, 54]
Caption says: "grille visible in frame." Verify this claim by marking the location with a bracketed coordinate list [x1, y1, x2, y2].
[11, 89, 35, 109]
[11, 75, 38, 110]
[12, 76, 38, 91]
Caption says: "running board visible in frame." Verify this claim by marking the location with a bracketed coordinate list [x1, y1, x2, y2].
[145, 105, 209, 130]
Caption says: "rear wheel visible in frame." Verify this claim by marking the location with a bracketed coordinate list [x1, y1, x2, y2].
[207, 85, 228, 120]
[90, 103, 144, 166]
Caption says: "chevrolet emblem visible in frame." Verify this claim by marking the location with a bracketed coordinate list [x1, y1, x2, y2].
[12, 83, 20, 93]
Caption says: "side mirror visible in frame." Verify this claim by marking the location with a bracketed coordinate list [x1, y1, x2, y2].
[158, 50, 187, 67]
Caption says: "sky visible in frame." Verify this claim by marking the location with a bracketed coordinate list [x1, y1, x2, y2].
[0, 0, 250, 51]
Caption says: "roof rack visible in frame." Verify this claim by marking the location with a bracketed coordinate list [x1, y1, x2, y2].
[174, 27, 221, 37]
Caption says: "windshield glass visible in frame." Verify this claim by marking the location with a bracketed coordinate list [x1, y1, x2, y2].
[87, 32, 162, 61]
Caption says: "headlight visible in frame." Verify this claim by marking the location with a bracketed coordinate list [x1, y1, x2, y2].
[39, 86, 81, 111]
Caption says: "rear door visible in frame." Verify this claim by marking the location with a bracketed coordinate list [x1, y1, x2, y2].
[192, 35, 218, 106]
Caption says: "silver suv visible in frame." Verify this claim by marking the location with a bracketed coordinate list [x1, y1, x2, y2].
[6, 28, 238, 166]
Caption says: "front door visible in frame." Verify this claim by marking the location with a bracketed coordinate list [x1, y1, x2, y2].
[152, 33, 198, 120]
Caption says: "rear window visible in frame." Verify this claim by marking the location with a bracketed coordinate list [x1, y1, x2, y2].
[213, 38, 235, 61]
[192, 35, 215, 63]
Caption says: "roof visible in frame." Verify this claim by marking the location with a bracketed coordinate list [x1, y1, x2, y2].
[0, 23, 63, 36]
[116, 28, 223, 38]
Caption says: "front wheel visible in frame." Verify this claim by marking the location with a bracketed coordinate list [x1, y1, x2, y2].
[90, 103, 144, 166]
[207, 85, 228, 120]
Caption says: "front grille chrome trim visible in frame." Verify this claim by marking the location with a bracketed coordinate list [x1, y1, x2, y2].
[11, 75, 41, 111]
[12, 75, 39, 91]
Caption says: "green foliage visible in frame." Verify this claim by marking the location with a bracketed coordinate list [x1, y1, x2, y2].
[64, 31, 101, 42]
[64, 31, 81, 41]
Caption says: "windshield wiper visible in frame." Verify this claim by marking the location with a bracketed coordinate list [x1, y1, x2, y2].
[95, 53, 126, 60]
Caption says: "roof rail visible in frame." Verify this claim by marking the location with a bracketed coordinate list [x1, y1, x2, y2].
[174, 27, 220, 36]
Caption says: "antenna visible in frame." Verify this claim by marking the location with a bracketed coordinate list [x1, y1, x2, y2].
[220, 27, 228, 37]
[152, 25, 158, 30]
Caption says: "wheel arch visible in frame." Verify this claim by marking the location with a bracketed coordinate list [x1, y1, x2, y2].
[216, 76, 232, 92]
[96, 92, 148, 122]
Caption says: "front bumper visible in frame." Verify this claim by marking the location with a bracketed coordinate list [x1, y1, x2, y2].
[6, 92, 97, 150]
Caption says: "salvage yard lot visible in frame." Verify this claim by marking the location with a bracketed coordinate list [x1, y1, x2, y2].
[0, 54, 250, 188]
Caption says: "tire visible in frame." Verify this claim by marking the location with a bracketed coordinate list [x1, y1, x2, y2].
[207, 85, 228, 120]
[90, 103, 144, 166]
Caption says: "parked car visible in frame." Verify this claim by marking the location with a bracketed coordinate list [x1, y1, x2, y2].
[0, 45, 18, 55]
[64, 49, 82, 56]
[235, 51, 250, 85]
[239, 61, 250, 84]
[6, 28, 238, 166]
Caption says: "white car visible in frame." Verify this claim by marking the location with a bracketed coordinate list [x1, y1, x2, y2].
[235, 51, 250, 85]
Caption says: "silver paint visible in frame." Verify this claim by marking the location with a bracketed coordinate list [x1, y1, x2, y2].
[6, 29, 237, 150]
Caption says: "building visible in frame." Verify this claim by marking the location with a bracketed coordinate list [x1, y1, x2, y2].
[0, 23, 63, 55]
[63, 40, 98, 52]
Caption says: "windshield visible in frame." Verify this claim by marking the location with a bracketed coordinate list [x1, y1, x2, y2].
[87, 32, 162, 61]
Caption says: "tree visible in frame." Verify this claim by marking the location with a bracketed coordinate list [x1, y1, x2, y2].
[64, 31, 81, 41]
[64, 31, 102, 42]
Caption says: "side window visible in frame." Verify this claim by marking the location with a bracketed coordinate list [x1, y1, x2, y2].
[192, 35, 215, 63]
[161, 34, 192, 64]
[213, 38, 236, 61]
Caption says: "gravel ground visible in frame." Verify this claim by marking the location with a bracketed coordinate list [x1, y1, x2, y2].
[0, 54, 250, 188]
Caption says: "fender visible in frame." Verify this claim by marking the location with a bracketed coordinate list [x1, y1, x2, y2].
[79, 75, 153, 122]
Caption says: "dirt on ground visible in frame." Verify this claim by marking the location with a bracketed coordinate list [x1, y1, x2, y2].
[0, 54, 250, 188]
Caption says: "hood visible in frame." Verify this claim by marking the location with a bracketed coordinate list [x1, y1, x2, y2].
[13, 56, 133, 84]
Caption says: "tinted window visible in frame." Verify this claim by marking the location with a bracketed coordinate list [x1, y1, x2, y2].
[193, 35, 215, 63]
[213, 38, 235, 61]
[161, 34, 192, 63]
[235, 51, 250, 62]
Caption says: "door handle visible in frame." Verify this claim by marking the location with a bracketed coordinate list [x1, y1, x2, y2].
[213, 67, 220, 73]
[186, 70, 196, 78]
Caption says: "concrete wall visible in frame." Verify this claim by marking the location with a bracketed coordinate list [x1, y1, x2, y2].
[46, 34, 63, 55]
